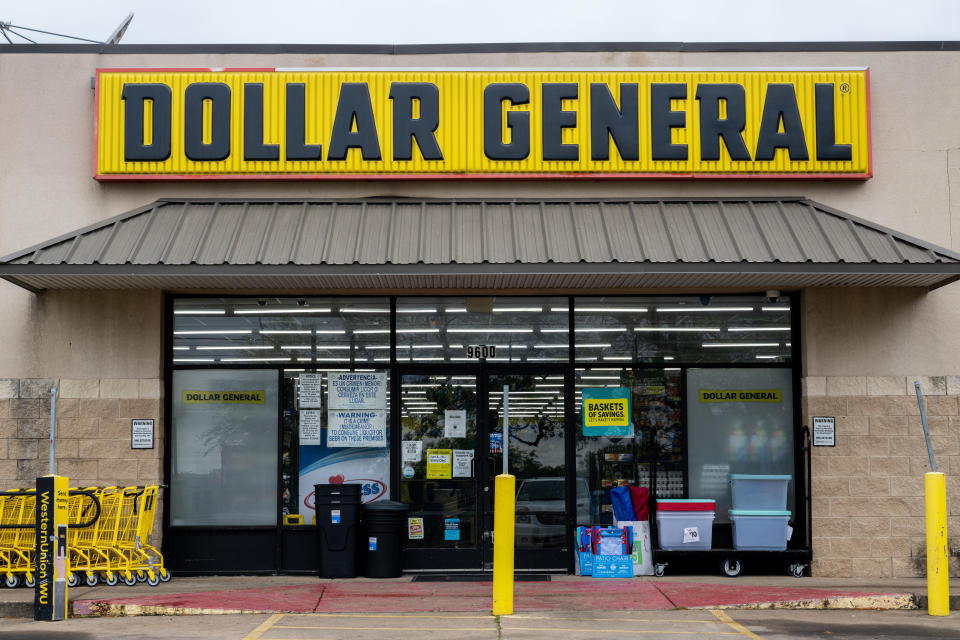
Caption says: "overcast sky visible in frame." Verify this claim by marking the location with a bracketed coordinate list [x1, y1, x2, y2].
[2, 1, 959, 45]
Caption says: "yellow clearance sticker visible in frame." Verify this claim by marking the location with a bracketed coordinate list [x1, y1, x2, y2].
[699, 389, 782, 403]
[95, 68, 870, 179]
[182, 390, 266, 404]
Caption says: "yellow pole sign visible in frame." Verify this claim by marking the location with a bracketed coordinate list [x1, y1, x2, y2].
[95, 68, 870, 179]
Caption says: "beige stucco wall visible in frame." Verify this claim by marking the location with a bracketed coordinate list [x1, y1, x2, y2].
[0, 48, 958, 378]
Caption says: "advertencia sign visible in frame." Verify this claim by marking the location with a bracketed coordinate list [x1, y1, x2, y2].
[96, 69, 870, 179]
[582, 387, 632, 437]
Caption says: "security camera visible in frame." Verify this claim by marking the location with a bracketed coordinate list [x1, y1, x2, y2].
[257, 299, 267, 307]
[765, 290, 781, 303]
[297, 299, 307, 306]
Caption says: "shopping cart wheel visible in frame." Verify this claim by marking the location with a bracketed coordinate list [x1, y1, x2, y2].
[67, 572, 81, 588]
[721, 558, 743, 577]
[147, 573, 160, 587]
[85, 572, 100, 587]
[103, 572, 118, 587]
[135, 570, 147, 583]
[122, 572, 137, 586]
[158, 568, 172, 583]
[5, 574, 21, 589]
[24, 574, 35, 588]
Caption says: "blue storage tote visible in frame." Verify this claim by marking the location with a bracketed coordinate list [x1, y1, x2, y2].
[729, 474, 791, 510]
[729, 509, 791, 550]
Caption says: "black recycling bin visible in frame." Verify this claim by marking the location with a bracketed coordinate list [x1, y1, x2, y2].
[363, 500, 409, 578]
[315, 483, 362, 578]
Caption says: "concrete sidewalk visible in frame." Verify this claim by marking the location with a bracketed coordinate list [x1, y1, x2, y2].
[1, 574, 956, 618]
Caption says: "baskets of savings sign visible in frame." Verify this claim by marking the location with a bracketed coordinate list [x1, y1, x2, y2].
[582, 387, 632, 437]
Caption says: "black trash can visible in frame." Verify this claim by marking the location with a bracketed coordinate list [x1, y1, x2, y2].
[315, 483, 362, 578]
[362, 500, 409, 578]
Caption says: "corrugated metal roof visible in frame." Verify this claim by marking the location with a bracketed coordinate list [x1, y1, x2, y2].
[2, 197, 959, 292]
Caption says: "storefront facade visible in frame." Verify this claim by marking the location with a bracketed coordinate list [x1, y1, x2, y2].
[0, 43, 958, 579]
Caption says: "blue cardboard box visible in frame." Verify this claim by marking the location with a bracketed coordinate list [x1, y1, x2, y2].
[591, 554, 634, 578]
[575, 550, 595, 576]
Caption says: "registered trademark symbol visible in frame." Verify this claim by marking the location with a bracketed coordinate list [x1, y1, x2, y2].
[839, 83, 850, 94]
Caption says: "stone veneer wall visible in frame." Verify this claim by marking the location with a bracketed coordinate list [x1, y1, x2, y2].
[805, 376, 960, 578]
[0, 378, 163, 544]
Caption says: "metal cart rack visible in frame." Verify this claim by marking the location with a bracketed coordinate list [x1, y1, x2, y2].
[651, 428, 813, 578]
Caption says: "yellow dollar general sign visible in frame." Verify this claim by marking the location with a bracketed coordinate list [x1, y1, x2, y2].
[699, 389, 782, 403]
[95, 68, 870, 179]
[182, 390, 266, 404]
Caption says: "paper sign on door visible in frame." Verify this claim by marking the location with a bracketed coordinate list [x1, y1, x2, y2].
[453, 449, 474, 478]
[426, 449, 453, 479]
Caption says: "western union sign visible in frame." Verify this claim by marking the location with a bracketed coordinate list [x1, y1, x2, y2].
[183, 390, 266, 404]
[95, 68, 870, 179]
[699, 389, 782, 403]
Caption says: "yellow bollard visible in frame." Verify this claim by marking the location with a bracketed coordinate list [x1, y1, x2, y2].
[925, 472, 949, 616]
[492, 474, 515, 616]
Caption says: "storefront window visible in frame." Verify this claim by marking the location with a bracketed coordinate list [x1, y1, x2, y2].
[281, 368, 391, 520]
[574, 296, 792, 363]
[575, 368, 682, 526]
[686, 368, 795, 521]
[170, 369, 279, 526]
[173, 297, 390, 365]
[395, 296, 568, 362]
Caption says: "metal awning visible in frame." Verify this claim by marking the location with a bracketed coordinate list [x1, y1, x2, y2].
[2, 197, 959, 292]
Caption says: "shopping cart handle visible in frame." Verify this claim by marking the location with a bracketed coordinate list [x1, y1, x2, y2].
[69, 488, 102, 529]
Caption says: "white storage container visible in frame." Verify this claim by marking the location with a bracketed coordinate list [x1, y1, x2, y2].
[656, 501, 715, 550]
[729, 474, 791, 510]
[729, 509, 791, 550]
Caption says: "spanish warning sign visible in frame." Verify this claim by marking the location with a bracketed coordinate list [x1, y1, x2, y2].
[582, 387, 632, 437]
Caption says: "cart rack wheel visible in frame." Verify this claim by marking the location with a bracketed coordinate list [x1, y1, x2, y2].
[654, 563, 667, 577]
[24, 573, 35, 588]
[721, 558, 743, 577]
[147, 573, 160, 587]
[158, 568, 172, 583]
[4, 574, 20, 589]
[103, 572, 117, 587]
[67, 572, 81, 588]
[85, 572, 99, 587]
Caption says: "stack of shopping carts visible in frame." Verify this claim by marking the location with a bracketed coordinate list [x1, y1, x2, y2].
[1, 485, 170, 588]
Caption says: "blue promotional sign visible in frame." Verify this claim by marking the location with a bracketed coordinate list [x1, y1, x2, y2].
[444, 518, 461, 541]
[582, 387, 632, 437]
[489, 433, 503, 453]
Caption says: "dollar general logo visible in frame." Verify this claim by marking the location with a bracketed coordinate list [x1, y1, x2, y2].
[183, 390, 265, 404]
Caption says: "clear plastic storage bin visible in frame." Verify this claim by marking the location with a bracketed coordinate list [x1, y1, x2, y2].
[656, 499, 715, 550]
[729, 474, 791, 510]
[729, 509, 791, 550]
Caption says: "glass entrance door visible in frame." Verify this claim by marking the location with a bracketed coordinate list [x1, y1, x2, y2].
[400, 372, 483, 570]
[486, 370, 569, 571]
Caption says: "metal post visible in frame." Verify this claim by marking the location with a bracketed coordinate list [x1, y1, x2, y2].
[48, 387, 57, 475]
[914, 382, 937, 472]
[915, 381, 949, 615]
[502, 385, 509, 475]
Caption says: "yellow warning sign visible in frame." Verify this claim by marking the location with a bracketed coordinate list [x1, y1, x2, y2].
[426, 449, 453, 479]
